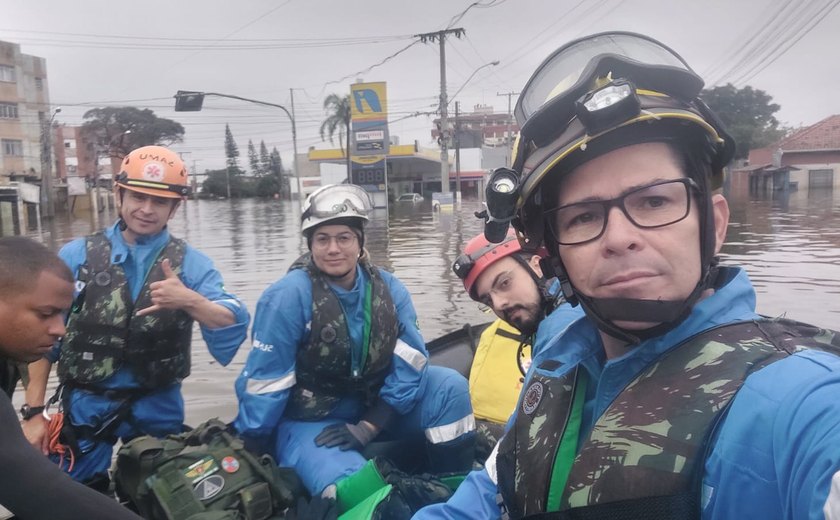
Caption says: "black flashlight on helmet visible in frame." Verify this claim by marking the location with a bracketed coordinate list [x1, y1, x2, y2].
[480, 167, 521, 243]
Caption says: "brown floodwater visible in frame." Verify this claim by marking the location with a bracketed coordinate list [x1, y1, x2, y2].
[13, 186, 840, 425]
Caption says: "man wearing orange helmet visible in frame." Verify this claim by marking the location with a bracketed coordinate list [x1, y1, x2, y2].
[454, 231, 582, 460]
[22, 145, 250, 491]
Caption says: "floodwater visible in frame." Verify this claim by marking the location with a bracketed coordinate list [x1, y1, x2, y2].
[17, 186, 840, 426]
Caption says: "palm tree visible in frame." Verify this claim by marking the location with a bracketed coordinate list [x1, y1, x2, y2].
[319, 94, 352, 183]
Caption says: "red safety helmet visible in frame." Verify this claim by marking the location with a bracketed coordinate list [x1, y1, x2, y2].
[453, 231, 527, 299]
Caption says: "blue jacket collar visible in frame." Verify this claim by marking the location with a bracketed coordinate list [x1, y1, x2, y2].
[105, 221, 171, 265]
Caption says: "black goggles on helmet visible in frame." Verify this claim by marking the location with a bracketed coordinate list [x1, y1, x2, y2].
[515, 31, 704, 148]
[452, 234, 517, 281]
[115, 172, 191, 197]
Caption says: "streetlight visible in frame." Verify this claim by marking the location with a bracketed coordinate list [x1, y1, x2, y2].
[447, 60, 500, 201]
[173, 90, 303, 204]
[40, 106, 61, 217]
[448, 60, 500, 106]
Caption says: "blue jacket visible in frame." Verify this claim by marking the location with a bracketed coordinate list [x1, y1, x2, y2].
[52, 222, 250, 389]
[414, 266, 840, 519]
[234, 262, 428, 440]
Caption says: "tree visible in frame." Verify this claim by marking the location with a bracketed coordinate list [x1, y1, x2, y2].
[81, 106, 184, 159]
[269, 147, 283, 176]
[259, 140, 271, 178]
[319, 93, 351, 182]
[247, 139, 261, 176]
[701, 84, 788, 160]
[224, 124, 241, 174]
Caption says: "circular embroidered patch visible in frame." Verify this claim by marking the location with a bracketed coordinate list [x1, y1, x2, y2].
[522, 381, 544, 415]
[94, 271, 112, 287]
[221, 456, 240, 473]
[193, 474, 225, 501]
[142, 162, 164, 181]
[320, 325, 337, 343]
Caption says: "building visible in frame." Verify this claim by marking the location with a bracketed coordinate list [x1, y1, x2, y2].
[431, 104, 519, 149]
[734, 115, 840, 196]
[0, 39, 51, 185]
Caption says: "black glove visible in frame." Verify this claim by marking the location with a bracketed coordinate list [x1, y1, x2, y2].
[286, 496, 338, 520]
[314, 421, 377, 451]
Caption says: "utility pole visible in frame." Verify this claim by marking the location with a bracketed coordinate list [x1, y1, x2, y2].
[416, 28, 465, 195]
[40, 107, 61, 218]
[454, 101, 462, 202]
[290, 88, 304, 205]
[497, 91, 519, 167]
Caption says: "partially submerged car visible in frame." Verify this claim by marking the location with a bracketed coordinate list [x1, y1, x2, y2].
[397, 193, 424, 203]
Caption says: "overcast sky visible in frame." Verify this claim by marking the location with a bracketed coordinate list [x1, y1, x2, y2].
[3, 0, 839, 171]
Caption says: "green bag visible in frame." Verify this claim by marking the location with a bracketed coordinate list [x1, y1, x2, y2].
[113, 419, 303, 520]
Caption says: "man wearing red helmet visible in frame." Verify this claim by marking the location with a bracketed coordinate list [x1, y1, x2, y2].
[416, 32, 840, 520]
[453, 232, 582, 459]
[22, 145, 250, 491]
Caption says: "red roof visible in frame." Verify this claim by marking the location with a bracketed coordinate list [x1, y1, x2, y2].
[778, 115, 840, 150]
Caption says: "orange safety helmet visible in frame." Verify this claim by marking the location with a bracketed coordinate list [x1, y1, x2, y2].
[453, 231, 526, 299]
[115, 146, 191, 199]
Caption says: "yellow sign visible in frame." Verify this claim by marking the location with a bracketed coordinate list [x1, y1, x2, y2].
[351, 82, 387, 121]
[351, 154, 385, 165]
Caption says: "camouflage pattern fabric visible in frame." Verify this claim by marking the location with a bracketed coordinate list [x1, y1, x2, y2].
[284, 252, 399, 420]
[497, 318, 840, 518]
[59, 232, 193, 388]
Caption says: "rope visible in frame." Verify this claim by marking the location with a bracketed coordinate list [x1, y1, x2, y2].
[46, 412, 76, 472]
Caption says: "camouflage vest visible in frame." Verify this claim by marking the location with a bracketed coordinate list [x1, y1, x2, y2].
[283, 253, 399, 420]
[496, 318, 840, 519]
[59, 232, 193, 389]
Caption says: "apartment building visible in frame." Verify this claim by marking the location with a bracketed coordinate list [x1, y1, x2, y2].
[0, 39, 51, 186]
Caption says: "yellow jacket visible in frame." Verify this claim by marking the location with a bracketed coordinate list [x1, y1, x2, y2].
[469, 319, 531, 425]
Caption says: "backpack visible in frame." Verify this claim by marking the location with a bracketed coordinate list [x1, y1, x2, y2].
[113, 419, 303, 520]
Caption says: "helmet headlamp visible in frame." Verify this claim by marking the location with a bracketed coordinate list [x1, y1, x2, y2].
[482, 168, 522, 243]
[575, 79, 641, 137]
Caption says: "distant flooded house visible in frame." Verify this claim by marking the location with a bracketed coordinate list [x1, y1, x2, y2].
[731, 115, 840, 197]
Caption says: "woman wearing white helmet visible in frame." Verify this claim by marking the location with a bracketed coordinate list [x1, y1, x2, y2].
[234, 184, 476, 506]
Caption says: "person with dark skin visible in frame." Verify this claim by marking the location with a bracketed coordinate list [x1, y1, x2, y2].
[0, 236, 141, 519]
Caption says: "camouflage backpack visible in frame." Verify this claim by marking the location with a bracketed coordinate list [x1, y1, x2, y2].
[113, 419, 303, 520]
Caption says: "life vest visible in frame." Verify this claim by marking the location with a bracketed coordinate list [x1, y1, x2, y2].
[496, 318, 840, 519]
[283, 253, 399, 420]
[469, 319, 531, 425]
[113, 418, 303, 520]
[0, 356, 20, 399]
[58, 232, 193, 389]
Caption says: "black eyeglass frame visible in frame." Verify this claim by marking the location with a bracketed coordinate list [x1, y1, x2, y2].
[544, 177, 700, 246]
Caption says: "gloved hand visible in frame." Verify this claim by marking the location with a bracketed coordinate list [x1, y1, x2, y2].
[314, 421, 378, 451]
[285, 496, 338, 520]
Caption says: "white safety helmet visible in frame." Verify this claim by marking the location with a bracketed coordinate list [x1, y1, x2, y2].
[301, 184, 373, 236]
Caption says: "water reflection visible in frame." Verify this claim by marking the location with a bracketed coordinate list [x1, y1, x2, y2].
[18, 186, 840, 424]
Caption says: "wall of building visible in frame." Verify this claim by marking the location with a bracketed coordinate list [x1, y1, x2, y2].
[0, 40, 50, 185]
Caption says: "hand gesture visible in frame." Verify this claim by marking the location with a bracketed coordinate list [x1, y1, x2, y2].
[136, 259, 197, 316]
[21, 414, 50, 455]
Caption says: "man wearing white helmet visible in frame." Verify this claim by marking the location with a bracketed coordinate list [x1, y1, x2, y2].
[234, 184, 476, 503]
[415, 32, 840, 520]
[22, 145, 250, 491]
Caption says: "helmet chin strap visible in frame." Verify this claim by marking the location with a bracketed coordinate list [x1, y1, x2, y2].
[564, 260, 719, 345]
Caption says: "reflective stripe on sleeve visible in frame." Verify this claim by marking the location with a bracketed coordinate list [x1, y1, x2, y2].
[825, 469, 840, 519]
[485, 439, 501, 485]
[425, 413, 476, 444]
[394, 338, 428, 371]
[246, 372, 296, 395]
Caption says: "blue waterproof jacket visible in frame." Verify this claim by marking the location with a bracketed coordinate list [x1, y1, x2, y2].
[50, 222, 250, 386]
[413, 266, 840, 519]
[233, 262, 428, 441]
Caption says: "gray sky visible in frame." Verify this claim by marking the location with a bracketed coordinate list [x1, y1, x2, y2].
[3, 0, 839, 171]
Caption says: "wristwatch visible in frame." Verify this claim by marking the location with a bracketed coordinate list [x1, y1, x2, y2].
[19, 404, 45, 420]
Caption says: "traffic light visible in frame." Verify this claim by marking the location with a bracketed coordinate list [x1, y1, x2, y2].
[174, 91, 205, 112]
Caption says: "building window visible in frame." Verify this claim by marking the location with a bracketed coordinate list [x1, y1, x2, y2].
[0, 65, 15, 82]
[35, 77, 43, 90]
[2, 139, 23, 156]
[0, 102, 19, 119]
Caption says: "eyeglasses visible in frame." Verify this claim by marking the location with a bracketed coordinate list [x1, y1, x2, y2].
[544, 178, 697, 245]
[311, 232, 358, 250]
